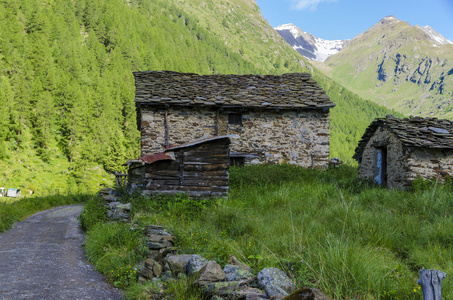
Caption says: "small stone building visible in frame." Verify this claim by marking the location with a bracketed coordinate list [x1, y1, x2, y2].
[127, 136, 230, 198]
[134, 71, 335, 168]
[353, 115, 453, 189]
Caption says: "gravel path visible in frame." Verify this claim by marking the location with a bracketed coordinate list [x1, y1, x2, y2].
[0, 204, 124, 299]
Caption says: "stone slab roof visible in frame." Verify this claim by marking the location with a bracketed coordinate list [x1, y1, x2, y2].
[354, 115, 453, 160]
[133, 71, 335, 110]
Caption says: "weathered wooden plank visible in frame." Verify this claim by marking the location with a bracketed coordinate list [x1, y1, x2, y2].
[145, 173, 180, 180]
[184, 170, 228, 177]
[183, 176, 228, 181]
[147, 169, 180, 176]
[182, 156, 228, 163]
[183, 163, 229, 171]
[183, 179, 228, 186]
[183, 149, 229, 156]
[145, 185, 228, 192]
[148, 179, 181, 185]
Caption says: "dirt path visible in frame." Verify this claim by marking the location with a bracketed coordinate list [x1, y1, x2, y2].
[0, 204, 124, 299]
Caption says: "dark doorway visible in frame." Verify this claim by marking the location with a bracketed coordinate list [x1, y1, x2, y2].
[375, 147, 388, 185]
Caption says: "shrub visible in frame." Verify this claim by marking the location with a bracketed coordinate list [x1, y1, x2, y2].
[79, 196, 107, 231]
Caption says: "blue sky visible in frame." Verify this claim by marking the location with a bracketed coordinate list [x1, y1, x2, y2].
[256, 0, 453, 42]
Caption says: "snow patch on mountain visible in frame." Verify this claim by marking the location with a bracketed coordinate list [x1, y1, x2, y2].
[275, 24, 347, 62]
[415, 25, 452, 45]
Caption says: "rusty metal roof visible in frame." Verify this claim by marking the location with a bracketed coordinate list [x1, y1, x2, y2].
[354, 115, 453, 160]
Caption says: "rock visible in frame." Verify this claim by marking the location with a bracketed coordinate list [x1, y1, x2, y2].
[187, 255, 208, 276]
[148, 250, 163, 262]
[159, 246, 179, 258]
[223, 264, 254, 282]
[231, 287, 269, 299]
[146, 241, 169, 250]
[138, 258, 163, 279]
[283, 287, 331, 300]
[265, 285, 288, 298]
[108, 201, 123, 209]
[163, 254, 192, 276]
[144, 225, 171, 236]
[257, 268, 295, 297]
[228, 255, 252, 271]
[116, 203, 131, 211]
[103, 195, 119, 202]
[160, 270, 174, 282]
[199, 281, 240, 297]
[195, 261, 226, 285]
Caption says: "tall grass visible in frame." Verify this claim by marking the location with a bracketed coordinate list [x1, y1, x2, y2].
[84, 165, 453, 299]
[0, 194, 91, 232]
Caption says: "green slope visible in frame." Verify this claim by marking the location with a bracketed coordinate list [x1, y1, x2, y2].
[0, 0, 397, 194]
[318, 16, 453, 118]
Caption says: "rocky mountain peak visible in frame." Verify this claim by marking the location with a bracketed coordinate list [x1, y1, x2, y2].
[275, 24, 347, 62]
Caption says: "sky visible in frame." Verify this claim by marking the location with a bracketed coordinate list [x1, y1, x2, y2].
[256, 0, 453, 42]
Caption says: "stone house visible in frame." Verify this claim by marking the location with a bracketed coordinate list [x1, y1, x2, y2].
[126, 136, 231, 198]
[134, 71, 335, 167]
[353, 115, 453, 189]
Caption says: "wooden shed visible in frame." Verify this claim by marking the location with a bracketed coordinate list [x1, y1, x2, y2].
[354, 115, 453, 189]
[126, 136, 231, 198]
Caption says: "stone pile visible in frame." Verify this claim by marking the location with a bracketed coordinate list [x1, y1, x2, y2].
[96, 189, 330, 299]
[98, 188, 131, 222]
[134, 223, 330, 300]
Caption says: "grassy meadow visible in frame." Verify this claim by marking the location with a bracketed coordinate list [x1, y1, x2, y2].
[80, 165, 453, 299]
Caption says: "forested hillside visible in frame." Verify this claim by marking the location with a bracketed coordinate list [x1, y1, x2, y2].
[0, 0, 397, 195]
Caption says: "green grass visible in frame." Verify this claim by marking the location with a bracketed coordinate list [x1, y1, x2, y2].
[0, 194, 91, 232]
[83, 165, 453, 299]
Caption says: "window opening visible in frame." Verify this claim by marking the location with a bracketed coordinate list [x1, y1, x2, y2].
[228, 113, 243, 125]
[230, 157, 245, 166]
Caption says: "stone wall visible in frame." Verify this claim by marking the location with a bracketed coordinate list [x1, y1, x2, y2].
[406, 149, 453, 184]
[358, 127, 409, 189]
[140, 106, 330, 168]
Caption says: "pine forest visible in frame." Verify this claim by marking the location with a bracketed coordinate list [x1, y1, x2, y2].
[0, 0, 398, 194]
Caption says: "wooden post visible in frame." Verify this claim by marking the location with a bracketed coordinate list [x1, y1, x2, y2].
[417, 268, 446, 300]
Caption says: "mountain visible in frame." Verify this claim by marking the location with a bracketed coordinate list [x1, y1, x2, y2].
[275, 23, 347, 62]
[316, 16, 453, 117]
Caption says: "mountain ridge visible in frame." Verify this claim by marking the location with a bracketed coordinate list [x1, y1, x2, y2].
[279, 16, 453, 117]
[275, 23, 347, 62]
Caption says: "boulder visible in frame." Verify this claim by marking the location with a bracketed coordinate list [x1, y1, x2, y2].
[257, 268, 295, 297]
[108, 201, 123, 209]
[187, 254, 208, 276]
[163, 254, 192, 276]
[228, 255, 252, 271]
[223, 264, 254, 282]
[195, 261, 226, 285]
[231, 287, 269, 299]
[144, 225, 171, 237]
